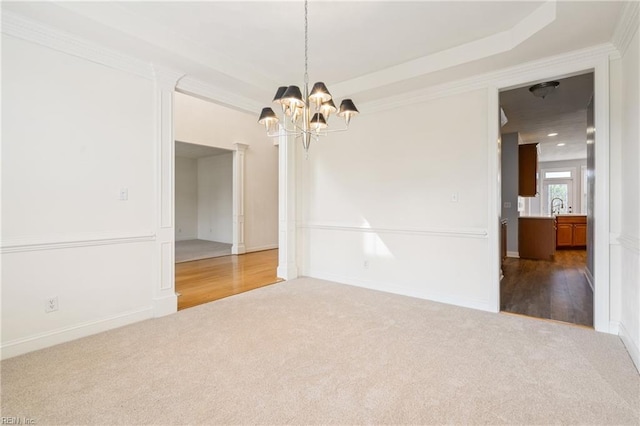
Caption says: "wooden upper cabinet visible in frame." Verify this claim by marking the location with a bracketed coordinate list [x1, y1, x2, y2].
[519, 143, 538, 196]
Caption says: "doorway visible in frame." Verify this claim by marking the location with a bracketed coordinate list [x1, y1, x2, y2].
[498, 72, 594, 327]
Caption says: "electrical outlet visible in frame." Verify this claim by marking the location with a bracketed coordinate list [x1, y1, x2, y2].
[450, 192, 459, 202]
[45, 296, 59, 313]
[363, 260, 370, 269]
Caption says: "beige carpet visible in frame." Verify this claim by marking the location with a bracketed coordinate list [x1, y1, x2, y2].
[175, 239, 232, 263]
[1, 278, 638, 425]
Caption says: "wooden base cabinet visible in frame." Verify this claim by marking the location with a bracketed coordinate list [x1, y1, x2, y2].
[519, 217, 555, 260]
[556, 215, 587, 248]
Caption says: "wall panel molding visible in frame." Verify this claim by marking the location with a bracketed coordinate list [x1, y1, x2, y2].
[302, 223, 488, 239]
[0, 231, 155, 254]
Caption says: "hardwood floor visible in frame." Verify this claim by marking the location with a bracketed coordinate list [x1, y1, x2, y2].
[500, 249, 593, 327]
[175, 249, 282, 310]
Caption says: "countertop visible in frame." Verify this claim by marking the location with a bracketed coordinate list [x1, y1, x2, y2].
[520, 214, 587, 219]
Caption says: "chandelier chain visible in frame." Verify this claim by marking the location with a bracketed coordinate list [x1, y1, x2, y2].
[304, 0, 309, 85]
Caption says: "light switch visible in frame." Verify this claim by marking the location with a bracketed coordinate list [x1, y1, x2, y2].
[450, 192, 459, 202]
[119, 188, 128, 201]
[504, 202, 512, 208]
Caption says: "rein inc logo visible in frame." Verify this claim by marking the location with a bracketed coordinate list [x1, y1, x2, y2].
[1, 417, 36, 425]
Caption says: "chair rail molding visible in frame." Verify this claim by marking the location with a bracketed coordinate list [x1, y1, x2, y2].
[0, 231, 155, 254]
[301, 222, 488, 239]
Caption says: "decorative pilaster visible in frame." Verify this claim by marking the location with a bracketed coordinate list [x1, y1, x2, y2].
[152, 65, 184, 317]
[277, 131, 299, 279]
[232, 143, 248, 255]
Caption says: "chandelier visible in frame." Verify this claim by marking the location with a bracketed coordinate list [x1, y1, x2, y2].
[258, 0, 359, 153]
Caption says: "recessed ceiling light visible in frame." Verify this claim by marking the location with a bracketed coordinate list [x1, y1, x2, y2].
[548, 132, 558, 137]
[557, 143, 566, 146]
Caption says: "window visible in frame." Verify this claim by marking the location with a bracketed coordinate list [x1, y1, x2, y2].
[545, 171, 572, 179]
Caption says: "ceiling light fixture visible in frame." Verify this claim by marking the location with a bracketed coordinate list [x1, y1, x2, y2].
[557, 143, 566, 146]
[257, 0, 358, 154]
[529, 81, 560, 99]
[547, 132, 558, 137]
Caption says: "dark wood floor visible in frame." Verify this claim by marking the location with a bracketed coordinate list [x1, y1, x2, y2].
[500, 250, 593, 327]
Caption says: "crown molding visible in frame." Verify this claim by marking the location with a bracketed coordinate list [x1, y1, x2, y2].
[612, 1, 639, 58]
[361, 43, 617, 114]
[1, 11, 154, 80]
[176, 76, 263, 115]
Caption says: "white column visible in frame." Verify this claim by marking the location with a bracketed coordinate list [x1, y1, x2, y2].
[232, 143, 248, 255]
[152, 66, 184, 317]
[277, 131, 299, 279]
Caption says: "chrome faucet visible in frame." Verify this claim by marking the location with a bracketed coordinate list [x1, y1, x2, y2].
[551, 197, 564, 215]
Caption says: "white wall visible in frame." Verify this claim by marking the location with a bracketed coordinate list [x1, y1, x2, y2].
[197, 153, 233, 243]
[617, 25, 640, 371]
[300, 89, 493, 310]
[1, 35, 157, 356]
[174, 93, 279, 252]
[175, 157, 198, 241]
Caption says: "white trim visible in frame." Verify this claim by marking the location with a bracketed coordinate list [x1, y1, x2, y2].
[153, 293, 178, 318]
[0, 307, 153, 360]
[1, 11, 153, 80]
[361, 44, 616, 114]
[584, 268, 595, 292]
[619, 321, 640, 374]
[277, 131, 298, 280]
[176, 77, 262, 115]
[506, 251, 520, 258]
[592, 56, 611, 334]
[488, 50, 613, 334]
[612, 1, 640, 58]
[618, 233, 640, 254]
[308, 272, 494, 313]
[609, 321, 620, 335]
[246, 244, 279, 253]
[0, 232, 155, 253]
[302, 223, 488, 239]
[232, 143, 248, 255]
[487, 84, 501, 313]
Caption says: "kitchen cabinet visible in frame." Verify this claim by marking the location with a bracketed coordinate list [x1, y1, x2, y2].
[556, 215, 587, 248]
[519, 143, 538, 196]
[519, 217, 555, 260]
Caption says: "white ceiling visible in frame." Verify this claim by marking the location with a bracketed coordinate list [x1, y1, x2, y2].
[1, 1, 626, 108]
[175, 141, 230, 159]
[500, 73, 593, 162]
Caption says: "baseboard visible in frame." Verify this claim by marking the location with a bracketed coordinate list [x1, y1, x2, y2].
[506, 251, 520, 258]
[618, 321, 640, 374]
[584, 267, 595, 292]
[153, 293, 177, 317]
[245, 244, 278, 253]
[277, 263, 298, 280]
[309, 270, 494, 313]
[0, 307, 153, 360]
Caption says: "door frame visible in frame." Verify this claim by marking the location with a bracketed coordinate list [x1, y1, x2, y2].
[488, 55, 611, 333]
